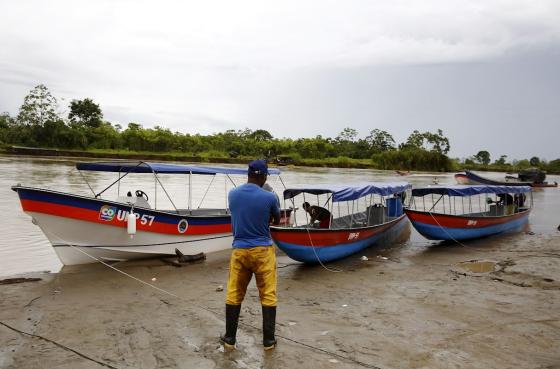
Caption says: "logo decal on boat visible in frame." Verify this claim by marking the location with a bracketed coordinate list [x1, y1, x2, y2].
[467, 220, 478, 226]
[348, 232, 360, 240]
[178, 219, 189, 233]
[99, 205, 117, 221]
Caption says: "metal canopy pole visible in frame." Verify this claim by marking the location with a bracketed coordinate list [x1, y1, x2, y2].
[226, 174, 237, 187]
[153, 171, 179, 212]
[198, 174, 216, 208]
[428, 195, 444, 212]
[95, 161, 145, 198]
[78, 170, 96, 197]
[188, 172, 192, 210]
[154, 173, 157, 209]
[224, 176, 228, 211]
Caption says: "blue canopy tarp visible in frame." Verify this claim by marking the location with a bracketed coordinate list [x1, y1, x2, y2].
[76, 161, 281, 175]
[412, 185, 531, 197]
[283, 182, 411, 202]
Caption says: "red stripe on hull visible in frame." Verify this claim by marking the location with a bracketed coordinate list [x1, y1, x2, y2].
[21, 199, 231, 235]
[270, 217, 400, 247]
[405, 209, 530, 228]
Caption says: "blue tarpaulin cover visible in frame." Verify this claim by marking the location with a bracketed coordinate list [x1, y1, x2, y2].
[412, 185, 531, 197]
[76, 161, 281, 175]
[283, 182, 411, 202]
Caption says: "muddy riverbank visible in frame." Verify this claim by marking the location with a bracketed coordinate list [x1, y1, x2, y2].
[1, 231, 559, 369]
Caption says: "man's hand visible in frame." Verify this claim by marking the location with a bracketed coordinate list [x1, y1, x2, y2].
[270, 211, 281, 226]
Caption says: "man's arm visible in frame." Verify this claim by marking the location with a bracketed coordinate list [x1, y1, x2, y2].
[309, 207, 318, 223]
[270, 195, 281, 225]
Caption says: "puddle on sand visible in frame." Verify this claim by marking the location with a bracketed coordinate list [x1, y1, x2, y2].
[458, 260, 496, 273]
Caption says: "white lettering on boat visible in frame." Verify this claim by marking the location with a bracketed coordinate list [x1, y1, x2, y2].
[116, 210, 155, 226]
[348, 232, 360, 240]
[467, 220, 477, 226]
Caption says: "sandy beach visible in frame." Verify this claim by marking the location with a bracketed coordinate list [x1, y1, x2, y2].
[1, 228, 559, 369]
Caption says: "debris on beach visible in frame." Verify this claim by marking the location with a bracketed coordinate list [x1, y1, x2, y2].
[360, 256, 369, 261]
[216, 285, 224, 292]
[0, 277, 41, 285]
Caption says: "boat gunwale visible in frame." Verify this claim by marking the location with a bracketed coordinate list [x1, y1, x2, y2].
[11, 185, 232, 219]
[404, 207, 531, 220]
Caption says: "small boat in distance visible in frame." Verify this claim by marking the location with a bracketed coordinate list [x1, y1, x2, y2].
[464, 170, 557, 188]
[12, 161, 289, 265]
[454, 173, 479, 185]
[506, 168, 558, 188]
[464, 170, 530, 186]
[405, 185, 532, 241]
[270, 182, 411, 263]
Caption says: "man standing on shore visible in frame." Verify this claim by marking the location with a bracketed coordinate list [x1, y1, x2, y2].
[220, 160, 281, 350]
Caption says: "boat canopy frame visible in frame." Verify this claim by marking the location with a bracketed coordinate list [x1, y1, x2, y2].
[281, 182, 411, 229]
[408, 185, 533, 217]
[76, 160, 283, 212]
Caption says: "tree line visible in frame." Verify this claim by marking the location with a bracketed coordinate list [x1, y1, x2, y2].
[1, 84, 558, 173]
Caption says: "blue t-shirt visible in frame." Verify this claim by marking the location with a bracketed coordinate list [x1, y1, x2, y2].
[228, 183, 281, 248]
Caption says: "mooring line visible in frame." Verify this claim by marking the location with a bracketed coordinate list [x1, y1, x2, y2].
[0, 321, 118, 369]
[65, 244, 384, 369]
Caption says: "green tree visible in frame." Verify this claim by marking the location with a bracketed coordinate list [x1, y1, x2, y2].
[494, 155, 508, 166]
[248, 129, 273, 141]
[474, 150, 491, 165]
[336, 127, 358, 142]
[529, 156, 540, 167]
[366, 129, 395, 152]
[423, 129, 450, 155]
[335, 127, 359, 157]
[547, 159, 560, 173]
[399, 130, 424, 150]
[68, 98, 103, 128]
[17, 84, 60, 126]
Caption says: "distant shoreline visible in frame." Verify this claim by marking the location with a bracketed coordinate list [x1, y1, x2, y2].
[0, 146, 378, 170]
[3, 146, 558, 174]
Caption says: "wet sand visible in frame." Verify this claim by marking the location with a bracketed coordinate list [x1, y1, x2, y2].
[1, 231, 559, 369]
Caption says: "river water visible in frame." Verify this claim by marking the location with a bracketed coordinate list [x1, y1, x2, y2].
[1, 155, 558, 277]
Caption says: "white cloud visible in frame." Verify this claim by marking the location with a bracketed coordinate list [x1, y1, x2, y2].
[0, 0, 559, 158]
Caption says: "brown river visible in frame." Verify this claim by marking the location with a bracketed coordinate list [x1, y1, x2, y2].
[1, 155, 559, 278]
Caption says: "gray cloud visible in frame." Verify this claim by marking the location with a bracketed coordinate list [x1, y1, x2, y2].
[0, 0, 559, 160]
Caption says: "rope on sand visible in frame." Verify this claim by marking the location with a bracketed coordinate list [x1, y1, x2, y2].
[0, 321, 118, 369]
[64, 243, 384, 369]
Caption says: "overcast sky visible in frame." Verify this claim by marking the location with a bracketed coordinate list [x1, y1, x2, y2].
[1, 0, 559, 160]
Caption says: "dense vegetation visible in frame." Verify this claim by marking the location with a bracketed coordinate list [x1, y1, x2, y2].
[1, 85, 558, 174]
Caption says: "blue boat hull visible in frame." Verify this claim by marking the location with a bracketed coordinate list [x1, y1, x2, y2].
[271, 215, 407, 263]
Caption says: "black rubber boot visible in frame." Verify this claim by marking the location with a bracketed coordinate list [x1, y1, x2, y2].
[262, 305, 277, 350]
[220, 304, 241, 349]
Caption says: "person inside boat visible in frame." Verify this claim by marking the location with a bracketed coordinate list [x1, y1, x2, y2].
[497, 193, 514, 206]
[514, 193, 526, 210]
[496, 193, 515, 215]
[302, 202, 332, 228]
[221, 159, 280, 351]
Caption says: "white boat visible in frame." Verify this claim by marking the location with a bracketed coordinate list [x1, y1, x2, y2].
[12, 161, 289, 265]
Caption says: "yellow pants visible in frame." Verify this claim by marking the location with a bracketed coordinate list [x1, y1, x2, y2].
[226, 246, 277, 307]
